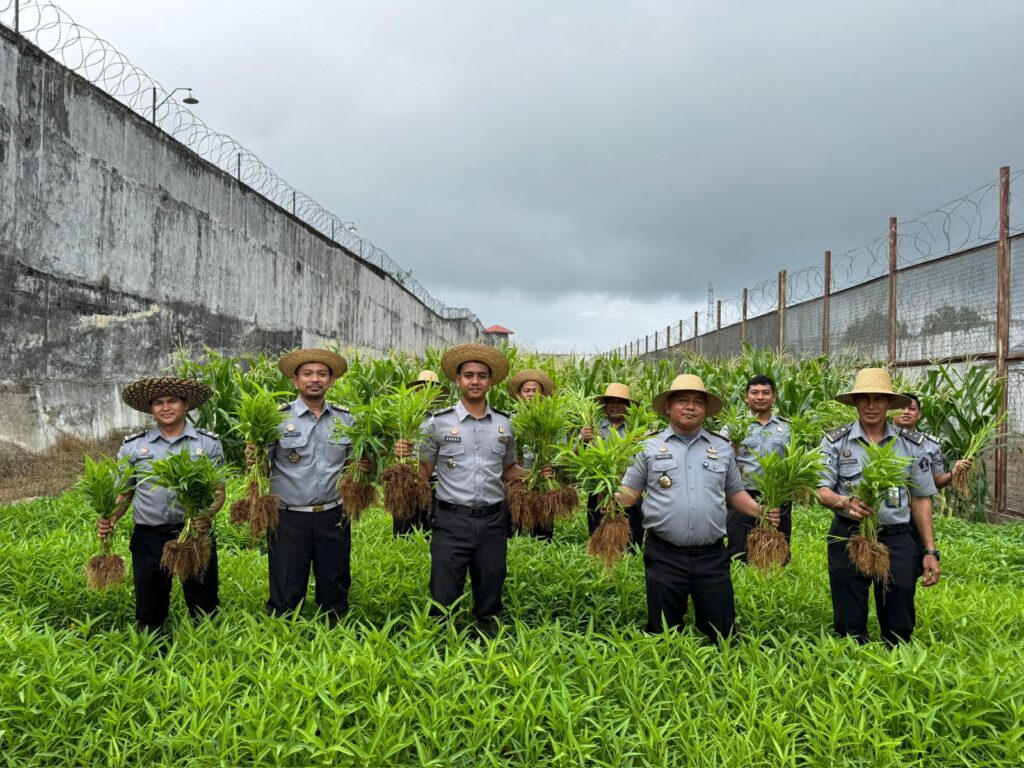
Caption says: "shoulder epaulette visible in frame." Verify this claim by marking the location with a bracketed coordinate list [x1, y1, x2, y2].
[122, 430, 146, 443]
[197, 427, 219, 439]
[330, 404, 350, 413]
[705, 429, 730, 443]
[491, 407, 511, 418]
[898, 427, 925, 446]
[777, 415, 792, 424]
[645, 429, 662, 438]
[923, 432, 941, 445]
[277, 402, 291, 412]
[825, 424, 853, 443]
[430, 406, 455, 417]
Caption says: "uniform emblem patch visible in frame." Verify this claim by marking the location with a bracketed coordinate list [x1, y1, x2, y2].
[288, 451, 300, 463]
[659, 474, 673, 488]
[446, 457, 457, 469]
[842, 449, 852, 458]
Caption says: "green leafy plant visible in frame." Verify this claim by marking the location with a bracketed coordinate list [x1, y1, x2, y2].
[847, 440, 912, 583]
[333, 397, 391, 520]
[712, 401, 755, 451]
[142, 446, 231, 580]
[75, 454, 134, 590]
[229, 380, 291, 536]
[381, 384, 438, 521]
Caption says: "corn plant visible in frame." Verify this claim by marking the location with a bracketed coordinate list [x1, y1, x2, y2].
[75, 454, 134, 590]
[712, 401, 755, 450]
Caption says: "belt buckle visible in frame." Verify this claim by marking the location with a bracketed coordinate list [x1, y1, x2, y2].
[312, 504, 324, 513]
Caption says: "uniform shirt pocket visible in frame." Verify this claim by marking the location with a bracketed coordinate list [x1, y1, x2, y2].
[701, 461, 727, 489]
[837, 459, 862, 493]
[491, 440, 508, 455]
[439, 443, 466, 458]
[648, 459, 678, 489]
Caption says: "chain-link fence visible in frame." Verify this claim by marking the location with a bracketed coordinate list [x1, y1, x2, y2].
[630, 167, 1023, 517]
[0, 0, 479, 324]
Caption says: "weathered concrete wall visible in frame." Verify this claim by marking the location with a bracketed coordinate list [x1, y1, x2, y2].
[0, 26, 483, 450]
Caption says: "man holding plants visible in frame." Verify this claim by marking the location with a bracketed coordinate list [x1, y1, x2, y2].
[726, 375, 794, 563]
[816, 369, 939, 646]
[261, 348, 370, 625]
[615, 375, 777, 641]
[96, 376, 224, 635]
[892, 394, 972, 491]
[508, 367, 558, 541]
[394, 343, 535, 636]
[582, 383, 645, 546]
[392, 369, 446, 537]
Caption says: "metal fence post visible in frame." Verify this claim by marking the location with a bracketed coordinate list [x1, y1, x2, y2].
[645, 335, 650, 354]
[693, 311, 699, 353]
[777, 270, 787, 353]
[151, 86, 157, 124]
[741, 288, 748, 345]
[996, 166, 1011, 518]
[654, 331, 659, 352]
[237, 153, 242, 182]
[666, 324, 671, 348]
[888, 216, 898, 363]
[14, 0, 19, 33]
[716, 300, 722, 358]
[823, 250, 831, 355]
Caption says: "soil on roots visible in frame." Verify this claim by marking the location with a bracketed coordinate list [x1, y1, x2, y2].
[382, 463, 432, 521]
[847, 535, 891, 584]
[588, 513, 633, 568]
[339, 475, 377, 521]
[505, 479, 534, 529]
[85, 554, 126, 590]
[229, 498, 251, 526]
[746, 527, 790, 571]
[249, 494, 280, 537]
[160, 536, 212, 581]
[952, 469, 970, 499]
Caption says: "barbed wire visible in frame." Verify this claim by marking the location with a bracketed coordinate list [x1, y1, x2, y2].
[0, 0, 479, 324]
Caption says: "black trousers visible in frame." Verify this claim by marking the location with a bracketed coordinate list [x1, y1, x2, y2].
[726, 491, 793, 562]
[394, 485, 436, 537]
[266, 506, 351, 621]
[429, 502, 508, 621]
[130, 524, 219, 632]
[587, 495, 645, 549]
[827, 516, 918, 645]
[643, 533, 735, 641]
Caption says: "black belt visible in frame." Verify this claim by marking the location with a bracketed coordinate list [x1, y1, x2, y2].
[437, 500, 503, 517]
[649, 533, 724, 554]
[135, 523, 184, 534]
[834, 516, 912, 537]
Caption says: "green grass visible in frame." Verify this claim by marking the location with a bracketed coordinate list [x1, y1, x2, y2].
[2, 487, 1023, 766]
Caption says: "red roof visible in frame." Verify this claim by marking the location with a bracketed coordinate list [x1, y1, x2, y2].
[484, 324, 515, 335]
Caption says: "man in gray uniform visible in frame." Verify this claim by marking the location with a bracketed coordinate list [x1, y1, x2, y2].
[816, 369, 940, 646]
[395, 343, 526, 635]
[263, 348, 367, 625]
[616, 375, 777, 641]
[97, 376, 224, 635]
[581, 383, 644, 545]
[727, 374, 794, 562]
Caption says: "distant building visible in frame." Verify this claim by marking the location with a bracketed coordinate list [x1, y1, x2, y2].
[483, 324, 514, 346]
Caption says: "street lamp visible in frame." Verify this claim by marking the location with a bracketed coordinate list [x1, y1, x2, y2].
[151, 87, 199, 124]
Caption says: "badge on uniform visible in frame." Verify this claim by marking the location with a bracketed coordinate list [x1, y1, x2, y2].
[444, 435, 462, 443]
[659, 446, 668, 453]
[140, 446, 149, 454]
[820, 451, 832, 465]
[288, 451, 300, 463]
[887, 486, 900, 506]
[707, 447, 719, 459]
[919, 456, 930, 471]
[194, 448, 204, 456]
[450, 428, 459, 435]
[446, 457, 457, 469]
[498, 426, 505, 434]
[659, 474, 673, 489]
[286, 424, 296, 432]
[498, 435, 510, 444]
[777, 426, 784, 433]
[842, 449, 852, 458]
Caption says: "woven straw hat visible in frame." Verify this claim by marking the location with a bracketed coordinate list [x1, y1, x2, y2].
[122, 376, 213, 413]
[507, 368, 555, 399]
[440, 343, 510, 384]
[835, 368, 910, 409]
[595, 383, 633, 403]
[652, 374, 723, 417]
[277, 348, 348, 378]
[408, 370, 441, 387]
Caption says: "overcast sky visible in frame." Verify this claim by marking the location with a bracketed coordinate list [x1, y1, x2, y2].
[49, 1, 1024, 352]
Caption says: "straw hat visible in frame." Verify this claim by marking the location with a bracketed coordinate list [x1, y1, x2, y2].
[408, 370, 441, 388]
[595, 383, 633, 403]
[122, 376, 213, 413]
[277, 348, 348, 378]
[835, 368, 911, 409]
[507, 368, 555, 399]
[652, 374, 723, 417]
[440, 343, 510, 384]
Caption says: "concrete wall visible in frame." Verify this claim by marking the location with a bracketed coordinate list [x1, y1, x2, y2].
[0, 26, 483, 450]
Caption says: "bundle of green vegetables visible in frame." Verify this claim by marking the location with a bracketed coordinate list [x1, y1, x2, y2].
[76, 454, 134, 590]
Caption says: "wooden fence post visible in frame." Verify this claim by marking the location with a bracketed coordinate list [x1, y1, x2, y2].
[777, 270, 787, 353]
[888, 216, 898, 362]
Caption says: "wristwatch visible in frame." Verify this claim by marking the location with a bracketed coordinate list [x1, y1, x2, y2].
[924, 548, 940, 561]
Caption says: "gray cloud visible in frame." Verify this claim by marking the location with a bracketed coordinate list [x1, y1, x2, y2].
[62, 0, 1024, 348]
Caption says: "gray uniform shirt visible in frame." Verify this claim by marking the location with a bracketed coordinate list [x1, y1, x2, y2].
[267, 398, 353, 507]
[598, 418, 627, 439]
[419, 400, 516, 507]
[622, 426, 744, 546]
[817, 420, 937, 526]
[903, 428, 947, 478]
[118, 424, 224, 526]
[734, 413, 792, 490]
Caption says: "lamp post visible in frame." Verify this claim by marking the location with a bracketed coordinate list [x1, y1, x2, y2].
[151, 87, 199, 124]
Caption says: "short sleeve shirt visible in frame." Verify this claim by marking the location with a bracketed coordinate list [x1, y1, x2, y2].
[735, 413, 792, 490]
[817, 420, 937, 525]
[622, 426, 744, 546]
[419, 400, 516, 507]
[267, 398, 353, 507]
[118, 423, 224, 526]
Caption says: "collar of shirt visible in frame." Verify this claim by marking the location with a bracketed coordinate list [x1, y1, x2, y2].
[849, 419, 898, 444]
[292, 397, 338, 419]
[455, 400, 493, 422]
[146, 422, 199, 445]
[660, 426, 710, 445]
[752, 412, 783, 429]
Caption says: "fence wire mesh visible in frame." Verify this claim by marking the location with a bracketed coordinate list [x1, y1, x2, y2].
[0, 0, 478, 323]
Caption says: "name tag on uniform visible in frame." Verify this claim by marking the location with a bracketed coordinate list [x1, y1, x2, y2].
[444, 435, 462, 443]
